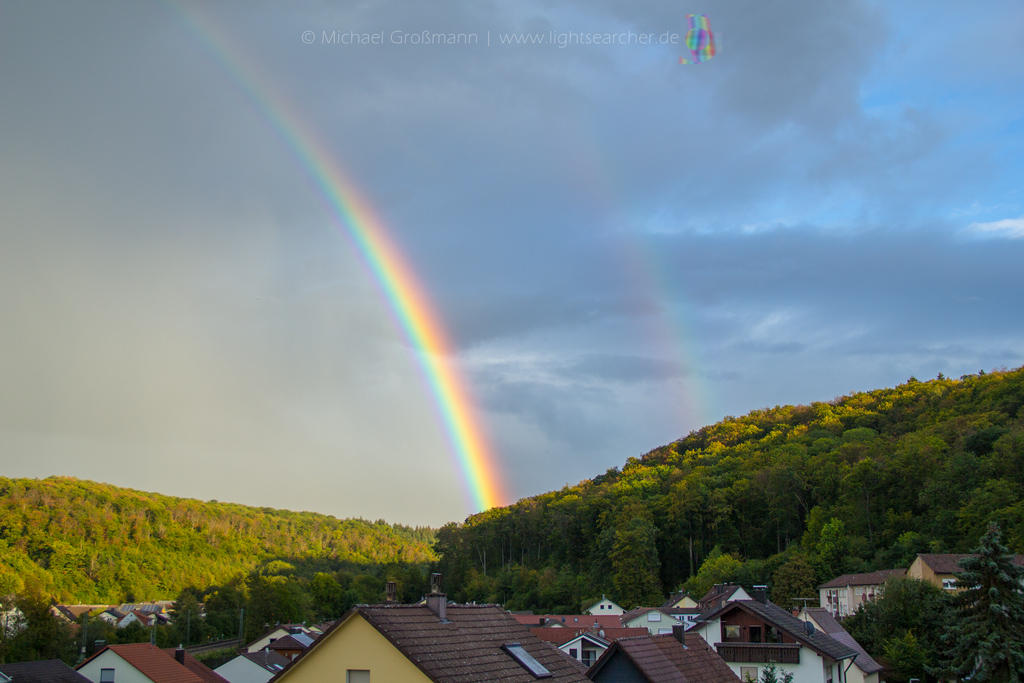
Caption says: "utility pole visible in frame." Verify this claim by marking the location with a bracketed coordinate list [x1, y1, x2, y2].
[237, 608, 244, 647]
[77, 613, 89, 665]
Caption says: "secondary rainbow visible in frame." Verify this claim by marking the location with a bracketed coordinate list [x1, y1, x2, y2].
[170, 3, 507, 512]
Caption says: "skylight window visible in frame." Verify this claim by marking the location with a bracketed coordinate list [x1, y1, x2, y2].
[502, 643, 552, 678]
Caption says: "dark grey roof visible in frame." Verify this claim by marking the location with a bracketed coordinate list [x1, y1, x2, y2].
[700, 601, 858, 662]
[803, 610, 883, 675]
[240, 650, 291, 673]
[0, 660, 91, 683]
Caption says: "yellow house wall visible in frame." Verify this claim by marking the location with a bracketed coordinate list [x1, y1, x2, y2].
[277, 614, 433, 683]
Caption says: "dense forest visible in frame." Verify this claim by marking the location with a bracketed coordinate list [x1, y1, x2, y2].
[0, 476, 435, 603]
[434, 366, 1024, 612]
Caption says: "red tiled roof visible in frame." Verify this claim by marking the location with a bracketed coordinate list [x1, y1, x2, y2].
[77, 643, 229, 683]
[512, 613, 623, 629]
[274, 604, 590, 683]
[531, 628, 590, 645]
[163, 648, 232, 683]
[600, 628, 652, 640]
[818, 569, 906, 589]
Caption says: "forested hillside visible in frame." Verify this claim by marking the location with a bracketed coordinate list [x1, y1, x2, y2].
[0, 477, 435, 602]
[435, 367, 1024, 612]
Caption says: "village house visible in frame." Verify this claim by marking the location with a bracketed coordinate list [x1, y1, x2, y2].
[621, 607, 684, 636]
[77, 643, 229, 683]
[797, 608, 882, 683]
[584, 596, 625, 616]
[692, 595, 858, 683]
[907, 553, 1024, 591]
[817, 569, 906, 616]
[697, 585, 751, 612]
[267, 577, 590, 683]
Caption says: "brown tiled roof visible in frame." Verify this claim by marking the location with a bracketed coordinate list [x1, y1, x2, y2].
[803, 610, 883, 675]
[916, 553, 1024, 575]
[660, 592, 690, 610]
[161, 648, 232, 683]
[697, 585, 745, 610]
[274, 604, 590, 683]
[0, 659, 92, 683]
[588, 633, 741, 683]
[76, 643, 229, 683]
[818, 569, 906, 589]
[621, 607, 659, 623]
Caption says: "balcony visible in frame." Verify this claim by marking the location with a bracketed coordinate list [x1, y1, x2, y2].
[715, 643, 801, 664]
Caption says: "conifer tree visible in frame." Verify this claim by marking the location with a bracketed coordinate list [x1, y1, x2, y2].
[936, 523, 1024, 683]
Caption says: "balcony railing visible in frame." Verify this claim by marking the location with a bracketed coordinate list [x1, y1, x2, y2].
[715, 643, 801, 664]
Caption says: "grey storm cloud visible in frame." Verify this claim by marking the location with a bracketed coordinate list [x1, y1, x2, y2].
[2, 0, 1022, 523]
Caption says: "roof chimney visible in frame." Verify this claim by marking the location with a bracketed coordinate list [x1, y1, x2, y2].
[175, 647, 186, 664]
[425, 573, 447, 622]
[754, 586, 767, 604]
[386, 581, 397, 603]
[672, 624, 686, 645]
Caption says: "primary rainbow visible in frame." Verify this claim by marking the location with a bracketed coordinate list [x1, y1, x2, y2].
[171, 3, 507, 512]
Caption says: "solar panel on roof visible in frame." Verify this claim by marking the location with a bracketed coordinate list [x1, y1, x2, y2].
[502, 643, 552, 678]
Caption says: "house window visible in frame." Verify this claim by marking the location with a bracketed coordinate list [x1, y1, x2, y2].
[347, 670, 370, 683]
[100, 670, 115, 683]
[724, 625, 740, 640]
[943, 579, 957, 590]
[750, 626, 762, 643]
[658, 628, 672, 635]
[649, 612, 661, 622]
[582, 650, 596, 666]
[569, 649, 578, 659]
[741, 666, 758, 682]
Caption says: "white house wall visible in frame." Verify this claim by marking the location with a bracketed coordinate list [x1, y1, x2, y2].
[78, 651, 154, 683]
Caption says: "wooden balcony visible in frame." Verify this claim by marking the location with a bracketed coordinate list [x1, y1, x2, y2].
[715, 643, 801, 664]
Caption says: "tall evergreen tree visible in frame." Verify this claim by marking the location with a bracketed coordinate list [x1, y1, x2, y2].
[936, 523, 1024, 683]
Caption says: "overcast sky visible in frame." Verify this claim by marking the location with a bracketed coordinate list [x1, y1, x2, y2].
[1, 0, 1022, 526]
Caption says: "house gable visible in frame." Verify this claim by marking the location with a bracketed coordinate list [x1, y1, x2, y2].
[273, 612, 431, 683]
[78, 649, 159, 683]
[588, 644, 650, 683]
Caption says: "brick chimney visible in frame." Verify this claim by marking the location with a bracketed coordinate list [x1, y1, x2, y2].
[672, 624, 687, 645]
[386, 581, 397, 603]
[754, 586, 767, 604]
[174, 647, 186, 664]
